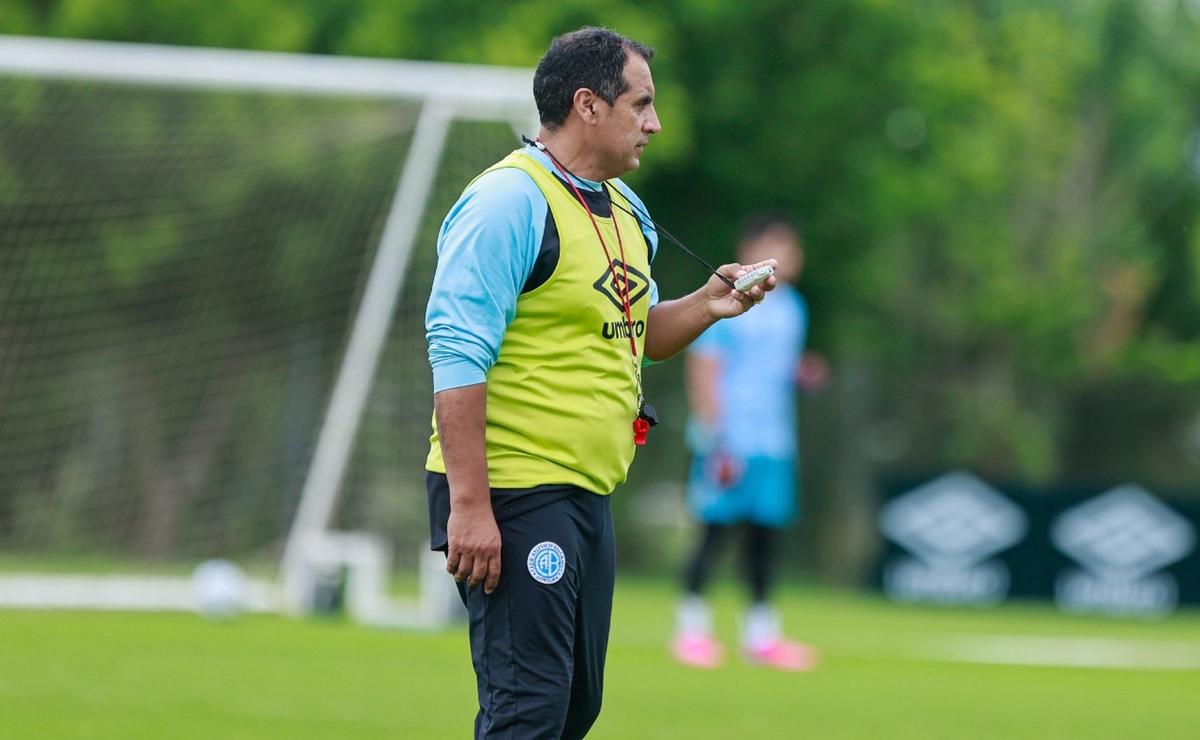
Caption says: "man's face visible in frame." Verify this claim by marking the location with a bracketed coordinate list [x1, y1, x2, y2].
[593, 54, 661, 178]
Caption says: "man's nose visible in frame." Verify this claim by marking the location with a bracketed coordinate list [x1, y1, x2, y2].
[644, 107, 662, 134]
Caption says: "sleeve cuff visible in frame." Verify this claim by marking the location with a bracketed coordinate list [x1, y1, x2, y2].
[432, 362, 487, 393]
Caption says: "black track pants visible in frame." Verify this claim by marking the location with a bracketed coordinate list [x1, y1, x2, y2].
[429, 473, 615, 739]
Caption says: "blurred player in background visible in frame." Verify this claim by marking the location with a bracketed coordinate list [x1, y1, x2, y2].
[672, 214, 825, 672]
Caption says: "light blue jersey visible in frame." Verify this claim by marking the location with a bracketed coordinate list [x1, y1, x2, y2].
[686, 283, 808, 527]
[688, 283, 808, 458]
[425, 145, 659, 393]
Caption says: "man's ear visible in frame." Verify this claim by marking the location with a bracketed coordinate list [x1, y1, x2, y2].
[573, 88, 599, 123]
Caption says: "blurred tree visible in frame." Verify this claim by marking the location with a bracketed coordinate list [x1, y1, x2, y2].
[3, 0, 1200, 579]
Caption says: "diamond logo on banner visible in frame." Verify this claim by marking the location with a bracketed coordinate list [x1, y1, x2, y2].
[881, 471, 1027, 568]
[1052, 485, 1195, 578]
[879, 472, 1027, 605]
[1052, 485, 1196, 616]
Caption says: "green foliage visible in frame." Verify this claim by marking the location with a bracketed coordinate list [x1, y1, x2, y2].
[4, 0, 1200, 578]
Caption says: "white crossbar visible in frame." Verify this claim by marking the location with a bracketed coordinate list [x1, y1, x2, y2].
[0, 35, 533, 113]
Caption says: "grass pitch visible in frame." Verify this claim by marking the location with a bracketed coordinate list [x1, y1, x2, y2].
[1, 579, 1198, 739]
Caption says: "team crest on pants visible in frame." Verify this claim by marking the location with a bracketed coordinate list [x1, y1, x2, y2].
[527, 541, 566, 584]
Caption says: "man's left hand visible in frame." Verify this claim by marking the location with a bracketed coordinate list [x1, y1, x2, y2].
[702, 259, 778, 320]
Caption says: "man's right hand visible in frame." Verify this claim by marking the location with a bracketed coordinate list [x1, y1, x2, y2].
[445, 502, 502, 594]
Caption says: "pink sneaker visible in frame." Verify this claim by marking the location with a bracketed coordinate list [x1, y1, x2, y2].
[744, 639, 819, 672]
[672, 632, 725, 669]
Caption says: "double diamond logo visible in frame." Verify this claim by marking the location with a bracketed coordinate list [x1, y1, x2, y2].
[1053, 485, 1195, 579]
[879, 471, 1027, 604]
[881, 472, 1027, 568]
[1052, 485, 1195, 616]
[592, 260, 650, 312]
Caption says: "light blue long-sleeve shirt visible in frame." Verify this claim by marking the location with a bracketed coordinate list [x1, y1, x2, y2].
[425, 145, 659, 393]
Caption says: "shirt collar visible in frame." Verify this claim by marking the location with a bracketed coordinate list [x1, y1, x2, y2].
[524, 144, 605, 193]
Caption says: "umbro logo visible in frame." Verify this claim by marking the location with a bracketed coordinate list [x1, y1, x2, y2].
[592, 261, 650, 312]
[1052, 485, 1195, 616]
[1053, 485, 1195, 579]
[881, 472, 1027, 567]
[879, 471, 1026, 605]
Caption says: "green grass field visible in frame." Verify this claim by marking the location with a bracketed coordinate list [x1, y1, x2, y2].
[2, 579, 1198, 739]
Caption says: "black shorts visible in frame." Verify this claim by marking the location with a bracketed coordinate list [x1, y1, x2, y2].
[426, 472, 615, 740]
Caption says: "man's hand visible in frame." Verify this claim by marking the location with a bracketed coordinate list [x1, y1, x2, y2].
[644, 258, 780, 361]
[703, 259, 779, 321]
[446, 501, 502, 594]
[434, 383, 499, 593]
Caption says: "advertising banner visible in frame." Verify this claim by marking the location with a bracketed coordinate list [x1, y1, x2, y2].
[876, 472, 1200, 616]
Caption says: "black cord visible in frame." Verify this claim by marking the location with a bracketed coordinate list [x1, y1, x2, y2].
[603, 187, 739, 291]
[519, 135, 738, 291]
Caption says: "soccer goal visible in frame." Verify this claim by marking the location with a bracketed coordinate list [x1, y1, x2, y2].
[0, 35, 536, 627]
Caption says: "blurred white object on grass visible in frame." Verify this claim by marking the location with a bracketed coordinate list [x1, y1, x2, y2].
[192, 560, 248, 619]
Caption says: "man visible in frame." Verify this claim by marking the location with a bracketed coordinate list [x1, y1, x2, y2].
[672, 215, 822, 673]
[424, 27, 777, 739]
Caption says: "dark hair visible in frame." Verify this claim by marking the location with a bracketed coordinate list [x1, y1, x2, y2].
[533, 27, 655, 130]
[738, 212, 800, 248]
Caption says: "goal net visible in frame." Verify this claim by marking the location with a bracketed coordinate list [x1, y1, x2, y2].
[0, 35, 535, 626]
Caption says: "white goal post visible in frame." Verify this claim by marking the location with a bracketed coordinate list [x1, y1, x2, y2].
[0, 35, 537, 626]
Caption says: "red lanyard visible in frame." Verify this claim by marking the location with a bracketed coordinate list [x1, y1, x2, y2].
[541, 146, 652, 445]
[543, 155, 638, 360]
